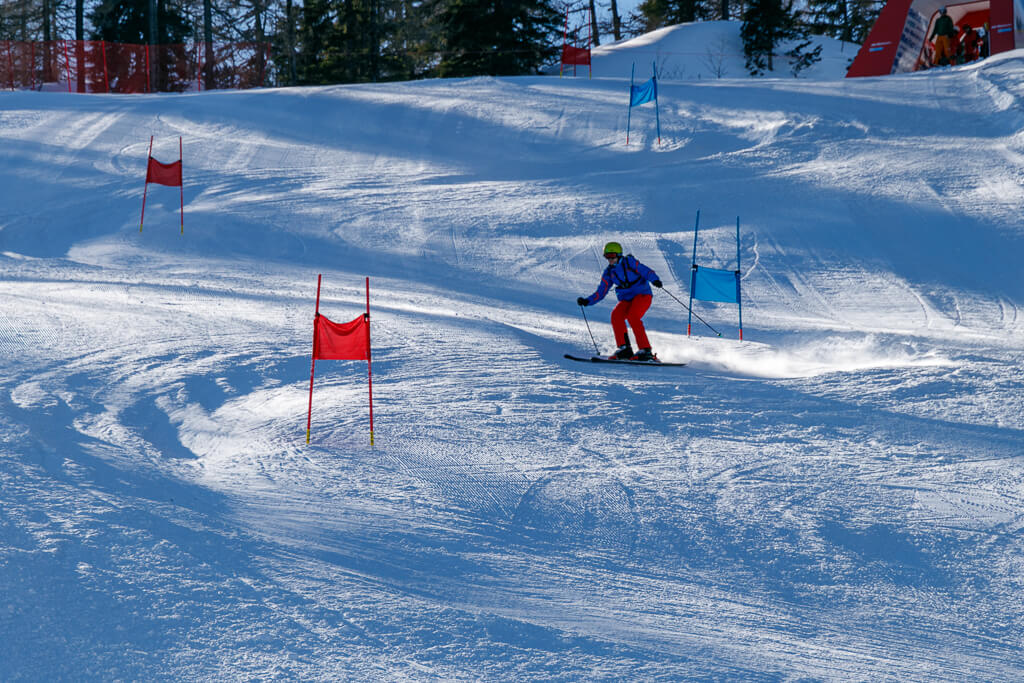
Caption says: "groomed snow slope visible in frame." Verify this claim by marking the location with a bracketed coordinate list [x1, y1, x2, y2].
[2, 48, 1024, 679]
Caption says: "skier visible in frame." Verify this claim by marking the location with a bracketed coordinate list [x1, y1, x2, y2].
[576, 241, 663, 361]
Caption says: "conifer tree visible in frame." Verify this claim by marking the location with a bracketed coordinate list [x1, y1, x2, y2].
[804, 0, 881, 44]
[294, 0, 332, 83]
[89, 0, 192, 89]
[296, 0, 423, 84]
[89, 0, 191, 44]
[635, 0, 710, 32]
[432, 0, 561, 77]
[740, 0, 819, 76]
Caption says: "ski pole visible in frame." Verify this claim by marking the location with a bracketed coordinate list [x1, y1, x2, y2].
[660, 287, 722, 337]
[579, 305, 601, 355]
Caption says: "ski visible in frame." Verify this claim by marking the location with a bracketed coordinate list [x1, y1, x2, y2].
[564, 354, 687, 367]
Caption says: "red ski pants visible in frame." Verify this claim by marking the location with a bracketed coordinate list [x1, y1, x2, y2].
[611, 294, 652, 349]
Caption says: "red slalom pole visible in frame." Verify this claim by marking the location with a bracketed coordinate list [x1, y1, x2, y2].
[102, 41, 110, 93]
[306, 274, 322, 444]
[365, 276, 374, 446]
[178, 136, 184, 234]
[139, 135, 153, 232]
[6, 41, 14, 91]
[63, 40, 71, 93]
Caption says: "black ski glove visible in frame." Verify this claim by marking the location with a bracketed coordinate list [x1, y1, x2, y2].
[652, 280, 663, 288]
[576, 297, 588, 306]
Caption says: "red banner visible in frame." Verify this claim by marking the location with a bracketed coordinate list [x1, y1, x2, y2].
[561, 45, 591, 66]
[306, 276, 374, 445]
[146, 157, 182, 187]
[314, 313, 369, 361]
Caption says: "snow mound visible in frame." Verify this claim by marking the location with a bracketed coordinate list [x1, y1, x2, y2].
[552, 20, 857, 80]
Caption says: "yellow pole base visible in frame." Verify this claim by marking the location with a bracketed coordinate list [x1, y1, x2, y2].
[306, 428, 310, 444]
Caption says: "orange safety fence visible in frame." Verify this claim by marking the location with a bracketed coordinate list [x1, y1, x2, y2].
[1, 40, 272, 92]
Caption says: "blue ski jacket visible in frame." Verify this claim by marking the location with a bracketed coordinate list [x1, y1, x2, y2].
[585, 254, 660, 304]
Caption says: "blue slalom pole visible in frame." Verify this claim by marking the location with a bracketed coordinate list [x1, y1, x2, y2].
[626, 62, 635, 145]
[688, 209, 699, 336]
[736, 216, 743, 341]
[652, 61, 661, 145]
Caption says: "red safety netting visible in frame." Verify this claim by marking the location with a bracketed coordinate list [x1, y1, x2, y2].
[0, 40, 272, 93]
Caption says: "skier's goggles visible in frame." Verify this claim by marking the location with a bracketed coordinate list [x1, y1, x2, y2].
[603, 253, 620, 259]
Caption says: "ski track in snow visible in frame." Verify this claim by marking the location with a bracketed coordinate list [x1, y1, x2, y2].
[3, 43, 1024, 679]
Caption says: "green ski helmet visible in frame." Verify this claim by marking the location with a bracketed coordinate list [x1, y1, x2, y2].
[603, 241, 623, 256]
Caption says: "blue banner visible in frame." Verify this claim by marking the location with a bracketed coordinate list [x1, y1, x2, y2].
[692, 266, 739, 303]
[629, 77, 657, 107]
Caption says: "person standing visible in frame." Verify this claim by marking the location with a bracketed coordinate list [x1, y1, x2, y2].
[930, 7, 958, 66]
[577, 241, 663, 360]
[960, 24, 982, 63]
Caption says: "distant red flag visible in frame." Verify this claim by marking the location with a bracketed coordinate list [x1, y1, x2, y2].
[313, 313, 368, 361]
[146, 157, 183, 187]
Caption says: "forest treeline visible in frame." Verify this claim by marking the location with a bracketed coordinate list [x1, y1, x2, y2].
[0, 0, 882, 83]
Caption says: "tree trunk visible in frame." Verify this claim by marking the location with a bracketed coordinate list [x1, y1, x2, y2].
[203, 0, 214, 90]
[610, 0, 622, 41]
[42, 0, 53, 81]
[588, 0, 600, 46]
[75, 0, 85, 92]
[841, 0, 851, 43]
[369, 0, 379, 81]
[254, 0, 266, 86]
[286, 0, 296, 85]
[720, 0, 730, 20]
[149, 0, 159, 90]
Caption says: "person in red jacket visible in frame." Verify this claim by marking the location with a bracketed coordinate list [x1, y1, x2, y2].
[960, 24, 981, 63]
[577, 241, 663, 360]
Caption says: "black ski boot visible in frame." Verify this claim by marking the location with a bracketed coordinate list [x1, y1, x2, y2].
[609, 344, 634, 360]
